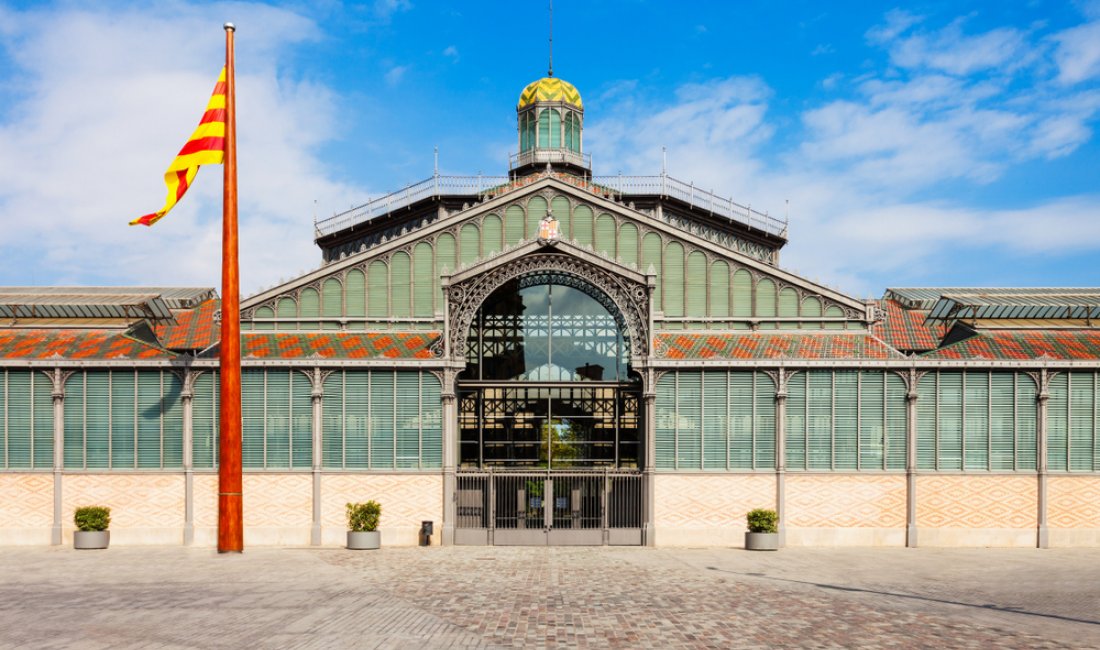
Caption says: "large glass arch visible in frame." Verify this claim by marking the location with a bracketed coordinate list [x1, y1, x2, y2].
[459, 275, 640, 469]
[465, 276, 630, 382]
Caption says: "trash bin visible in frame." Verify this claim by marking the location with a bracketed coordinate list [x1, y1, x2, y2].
[420, 520, 434, 546]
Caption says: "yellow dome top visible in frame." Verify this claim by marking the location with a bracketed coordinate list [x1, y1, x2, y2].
[517, 77, 583, 110]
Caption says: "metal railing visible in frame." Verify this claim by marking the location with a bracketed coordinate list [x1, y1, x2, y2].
[591, 175, 787, 237]
[315, 175, 510, 238]
[315, 171, 787, 239]
[455, 469, 644, 546]
[509, 148, 592, 171]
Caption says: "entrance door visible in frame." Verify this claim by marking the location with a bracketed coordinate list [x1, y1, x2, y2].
[455, 470, 644, 546]
[452, 275, 646, 545]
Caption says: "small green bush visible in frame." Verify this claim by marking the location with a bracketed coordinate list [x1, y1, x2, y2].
[746, 508, 778, 534]
[74, 506, 111, 532]
[346, 501, 381, 532]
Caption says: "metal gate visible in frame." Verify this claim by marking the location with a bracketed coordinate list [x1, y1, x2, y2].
[455, 470, 645, 546]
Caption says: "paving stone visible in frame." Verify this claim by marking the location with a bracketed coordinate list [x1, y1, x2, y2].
[0, 546, 1096, 648]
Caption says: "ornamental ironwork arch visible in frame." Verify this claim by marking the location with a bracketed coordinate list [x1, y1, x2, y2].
[446, 252, 650, 361]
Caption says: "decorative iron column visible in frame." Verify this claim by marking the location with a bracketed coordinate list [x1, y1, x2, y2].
[774, 372, 788, 548]
[181, 370, 195, 546]
[308, 368, 327, 546]
[1036, 369, 1050, 549]
[643, 375, 657, 547]
[49, 368, 66, 546]
[441, 368, 458, 546]
[905, 368, 921, 548]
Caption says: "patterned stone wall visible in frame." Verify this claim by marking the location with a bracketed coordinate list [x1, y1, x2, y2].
[1048, 476, 1100, 547]
[321, 474, 443, 546]
[238, 474, 312, 546]
[785, 474, 906, 546]
[0, 474, 53, 544]
[916, 475, 1037, 547]
[192, 473, 218, 546]
[61, 474, 184, 545]
[653, 474, 775, 546]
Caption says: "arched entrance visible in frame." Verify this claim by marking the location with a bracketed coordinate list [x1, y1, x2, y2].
[449, 256, 648, 545]
[458, 275, 641, 468]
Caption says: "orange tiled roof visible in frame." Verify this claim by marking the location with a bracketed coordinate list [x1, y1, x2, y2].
[156, 299, 220, 350]
[241, 332, 439, 359]
[873, 299, 945, 351]
[655, 332, 906, 360]
[0, 329, 173, 360]
[921, 329, 1100, 360]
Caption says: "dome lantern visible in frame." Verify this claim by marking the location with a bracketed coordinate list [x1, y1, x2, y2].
[511, 76, 590, 177]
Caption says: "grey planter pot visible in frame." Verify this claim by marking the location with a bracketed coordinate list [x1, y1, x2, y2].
[347, 530, 380, 550]
[74, 530, 110, 550]
[745, 532, 779, 551]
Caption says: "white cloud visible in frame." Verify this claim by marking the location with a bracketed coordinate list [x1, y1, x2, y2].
[793, 12, 1100, 195]
[871, 13, 1033, 76]
[385, 64, 408, 85]
[865, 8, 923, 44]
[1052, 21, 1100, 84]
[588, 33, 1100, 296]
[442, 45, 459, 60]
[373, 0, 412, 21]
[0, 3, 365, 295]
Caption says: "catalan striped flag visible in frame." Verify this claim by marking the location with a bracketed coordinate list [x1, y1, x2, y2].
[131, 67, 227, 226]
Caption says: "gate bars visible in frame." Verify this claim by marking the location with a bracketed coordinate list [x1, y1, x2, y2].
[455, 469, 644, 545]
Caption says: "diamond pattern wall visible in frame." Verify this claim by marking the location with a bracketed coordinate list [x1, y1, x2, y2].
[0, 474, 53, 527]
[62, 474, 184, 529]
[1048, 476, 1100, 529]
[321, 474, 443, 529]
[243, 474, 312, 528]
[786, 475, 906, 528]
[654, 474, 775, 528]
[916, 475, 1036, 528]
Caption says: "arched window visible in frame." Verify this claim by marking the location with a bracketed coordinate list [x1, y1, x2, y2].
[467, 278, 628, 382]
[548, 108, 562, 148]
[538, 109, 551, 148]
[520, 112, 536, 152]
[459, 276, 640, 468]
[564, 112, 580, 152]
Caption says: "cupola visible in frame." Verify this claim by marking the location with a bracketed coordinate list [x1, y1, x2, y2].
[511, 75, 590, 177]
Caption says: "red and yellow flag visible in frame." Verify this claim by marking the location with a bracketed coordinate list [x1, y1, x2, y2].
[131, 68, 227, 226]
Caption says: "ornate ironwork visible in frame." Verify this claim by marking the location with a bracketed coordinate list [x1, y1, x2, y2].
[447, 252, 650, 362]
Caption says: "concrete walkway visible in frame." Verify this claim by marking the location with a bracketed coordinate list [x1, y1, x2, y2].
[0, 545, 1097, 648]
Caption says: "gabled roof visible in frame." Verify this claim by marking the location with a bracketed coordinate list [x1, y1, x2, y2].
[0, 287, 215, 322]
[0, 329, 174, 360]
[920, 329, 1100, 361]
[655, 332, 906, 361]
[873, 299, 946, 352]
[926, 290, 1100, 322]
[155, 299, 220, 350]
[254, 175, 865, 318]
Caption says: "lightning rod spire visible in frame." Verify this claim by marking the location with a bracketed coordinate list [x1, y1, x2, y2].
[548, 0, 554, 77]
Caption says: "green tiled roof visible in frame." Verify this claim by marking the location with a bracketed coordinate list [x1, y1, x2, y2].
[921, 330, 1100, 360]
[874, 299, 945, 352]
[155, 299, 220, 350]
[655, 332, 906, 360]
[0, 329, 173, 360]
[240, 333, 439, 359]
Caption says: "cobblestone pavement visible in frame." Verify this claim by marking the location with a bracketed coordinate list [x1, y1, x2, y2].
[0, 545, 1097, 649]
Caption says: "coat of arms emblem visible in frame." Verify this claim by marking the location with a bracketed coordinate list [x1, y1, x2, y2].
[537, 213, 560, 245]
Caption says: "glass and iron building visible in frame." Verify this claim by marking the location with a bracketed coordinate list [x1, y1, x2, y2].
[2, 75, 1099, 547]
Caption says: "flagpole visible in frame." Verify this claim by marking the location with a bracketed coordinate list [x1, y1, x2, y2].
[218, 21, 243, 553]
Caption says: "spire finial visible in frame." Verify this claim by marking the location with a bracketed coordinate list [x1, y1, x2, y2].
[548, 0, 554, 77]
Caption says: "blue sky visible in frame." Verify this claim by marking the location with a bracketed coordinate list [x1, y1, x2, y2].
[1, 0, 1098, 297]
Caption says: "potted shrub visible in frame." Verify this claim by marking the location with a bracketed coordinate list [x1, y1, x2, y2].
[745, 508, 779, 551]
[346, 501, 381, 550]
[73, 506, 111, 550]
